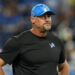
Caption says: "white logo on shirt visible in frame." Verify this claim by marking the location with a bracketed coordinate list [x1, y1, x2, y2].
[49, 42, 55, 48]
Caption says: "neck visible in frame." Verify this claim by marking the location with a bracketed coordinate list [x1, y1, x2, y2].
[30, 28, 48, 37]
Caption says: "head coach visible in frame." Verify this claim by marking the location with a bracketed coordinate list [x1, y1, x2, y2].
[0, 4, 69, 75]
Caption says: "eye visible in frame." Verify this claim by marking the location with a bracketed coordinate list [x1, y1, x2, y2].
[47, 15, 51, 18]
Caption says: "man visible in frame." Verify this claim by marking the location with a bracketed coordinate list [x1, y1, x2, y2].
[0, 4, 69, 75]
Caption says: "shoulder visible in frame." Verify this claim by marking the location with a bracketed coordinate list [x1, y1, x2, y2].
[12, 30, 32, 44]
[48, 31, 60, 41]
[3, 31, 30, 47]
[16, 30, 30, 39]
[3, 36, 19, 49]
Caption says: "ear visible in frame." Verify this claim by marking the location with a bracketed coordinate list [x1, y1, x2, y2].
[30, 16, 36, 24]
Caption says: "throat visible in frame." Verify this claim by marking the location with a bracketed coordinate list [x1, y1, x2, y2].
[30, 29, 48, 37]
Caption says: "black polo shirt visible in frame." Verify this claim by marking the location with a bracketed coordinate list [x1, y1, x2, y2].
[0, 30, 65, 75]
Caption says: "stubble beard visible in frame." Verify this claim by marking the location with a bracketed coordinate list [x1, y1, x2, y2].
[40, 23, 51, 33]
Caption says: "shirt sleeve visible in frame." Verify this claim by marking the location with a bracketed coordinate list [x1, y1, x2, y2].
[58, 40, 65, 64]
[0, 36, 20, 64]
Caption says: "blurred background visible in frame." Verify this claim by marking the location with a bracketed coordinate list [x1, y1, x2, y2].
[0, 0, 75, 75]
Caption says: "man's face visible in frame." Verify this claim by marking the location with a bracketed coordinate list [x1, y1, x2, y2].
[32, 13, 52, 33]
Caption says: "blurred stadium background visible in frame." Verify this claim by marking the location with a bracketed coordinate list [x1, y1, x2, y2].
[0, 0, 75, 75]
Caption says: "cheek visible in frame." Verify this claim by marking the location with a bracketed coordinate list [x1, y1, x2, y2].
[38, 19, 45, 26]
[35, 19, 43, 27]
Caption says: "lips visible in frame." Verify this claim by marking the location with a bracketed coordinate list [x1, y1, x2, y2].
[43, 23, 51, 30]
[43, 23, 51, 27]
[43, 23, 50, 25]
[44, 24, 50, 27]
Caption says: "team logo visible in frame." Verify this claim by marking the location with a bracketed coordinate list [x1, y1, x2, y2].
[49, 42, 55, 48]
[44, 8, 47, 11]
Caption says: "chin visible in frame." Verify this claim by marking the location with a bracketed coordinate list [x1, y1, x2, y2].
[45, 27, 51, 31]
[41, 28, 50, 33]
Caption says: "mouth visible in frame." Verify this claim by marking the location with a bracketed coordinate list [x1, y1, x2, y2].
[43, 23, 51, 30]
[43, 23, 50, 25]
[43, 23, 51, 27]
